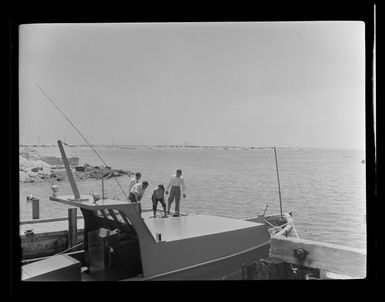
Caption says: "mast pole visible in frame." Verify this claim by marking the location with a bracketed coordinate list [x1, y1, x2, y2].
[274, 146, 283, 220]
[57, 139, 81, 200]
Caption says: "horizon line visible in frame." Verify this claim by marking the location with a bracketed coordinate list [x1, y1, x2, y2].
[18, 143, 365, 150]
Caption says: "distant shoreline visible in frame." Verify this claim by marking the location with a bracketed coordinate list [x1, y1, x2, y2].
[19, 144, 363, 151]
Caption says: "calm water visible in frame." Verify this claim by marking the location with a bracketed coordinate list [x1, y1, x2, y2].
[19, 147, 366, 249]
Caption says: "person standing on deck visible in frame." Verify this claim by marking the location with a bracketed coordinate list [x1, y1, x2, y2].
[128, 172, 141, 194]
[165, 169, 186, 216]
[152, 184, 167, 218]
[129, 181, 148, 214]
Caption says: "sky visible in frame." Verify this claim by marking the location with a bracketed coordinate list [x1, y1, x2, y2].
[19, 22, 365, 149]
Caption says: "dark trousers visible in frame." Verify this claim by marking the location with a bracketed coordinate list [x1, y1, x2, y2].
[128, 192, 141, 214]
[152, 195, 166, 211]
[128, 192, 138, 203]
[168, 186, 181, 214]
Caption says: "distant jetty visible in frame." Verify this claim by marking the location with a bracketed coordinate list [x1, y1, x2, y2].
[19, 146, 130, 183]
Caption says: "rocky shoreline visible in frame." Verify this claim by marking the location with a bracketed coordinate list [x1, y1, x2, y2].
[19, 146, 131, 183]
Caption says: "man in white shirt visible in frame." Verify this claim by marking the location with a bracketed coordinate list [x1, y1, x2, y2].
[128, 172, 141, 193]
[165, 169, 186, 216]
[129, 181, 148, 203]
[129, 181, 149, 215]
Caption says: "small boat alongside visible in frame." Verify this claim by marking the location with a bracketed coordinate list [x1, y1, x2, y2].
[246, 213, 294, 237]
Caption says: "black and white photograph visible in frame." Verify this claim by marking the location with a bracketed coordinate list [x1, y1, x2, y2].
[13, 10, 376, 284]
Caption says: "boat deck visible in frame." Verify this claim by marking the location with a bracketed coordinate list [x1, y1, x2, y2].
[20, 210, 264, 240]
[143, 214, 264, 242]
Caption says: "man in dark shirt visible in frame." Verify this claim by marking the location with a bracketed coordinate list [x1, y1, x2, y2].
[152, 184, 167, 218]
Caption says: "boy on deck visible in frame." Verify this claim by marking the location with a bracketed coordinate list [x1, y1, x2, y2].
[152, 184, 167, 218]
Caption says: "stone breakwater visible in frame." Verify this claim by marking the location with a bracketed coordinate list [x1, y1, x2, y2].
[19, 146, 131, 183]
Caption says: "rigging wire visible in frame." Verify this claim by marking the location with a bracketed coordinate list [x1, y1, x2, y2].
[36, 84, 128, 201]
